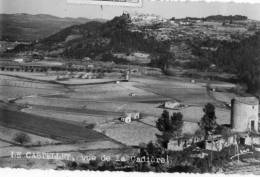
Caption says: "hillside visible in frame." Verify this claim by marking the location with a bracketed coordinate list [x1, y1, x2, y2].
[9, 14, 260, 93]
[12, 14, 172, 60]
[0, 13, 104, 41]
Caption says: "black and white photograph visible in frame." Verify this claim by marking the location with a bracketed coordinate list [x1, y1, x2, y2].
[0, 0, 260, 174]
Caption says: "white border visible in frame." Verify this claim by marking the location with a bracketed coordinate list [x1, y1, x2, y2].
[148, 0, 260, 3]
[67, 0, 143, 7]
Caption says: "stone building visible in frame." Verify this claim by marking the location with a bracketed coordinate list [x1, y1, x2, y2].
[204, 134, 237, 152]
[231, 97, 259, 132]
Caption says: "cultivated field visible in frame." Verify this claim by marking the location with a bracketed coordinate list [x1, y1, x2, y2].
[133, 77, 215, 105]
[96, 120, 160, 146]
[0, 73, 235, 157]
[0, 107, 116, 143]
[0, 125, 59, 146]
[0, 75, 66, 101]
[0, 141, 11, 148]
[22, 105, 118, 125]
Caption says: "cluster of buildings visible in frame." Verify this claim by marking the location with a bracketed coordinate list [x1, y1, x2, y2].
[128, 12, 204, 27]
[130, 13, 167, 24]
[0, 58, 117, 77]
[0, 60, 65, 72]
[167, 96, 260, 154]
[120, 112, 140, 123]
[56, 72, 101, 80]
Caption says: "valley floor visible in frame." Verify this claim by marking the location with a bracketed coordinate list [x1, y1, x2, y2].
[0, 71, 247, 170]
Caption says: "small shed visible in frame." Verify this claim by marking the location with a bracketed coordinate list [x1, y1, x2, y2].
[83, 57, 92, 61]
[129, 93, 136, 97]
[14, 58, 24, 63]
[121, 115, 132, 124]
[191, 79, 196, 84]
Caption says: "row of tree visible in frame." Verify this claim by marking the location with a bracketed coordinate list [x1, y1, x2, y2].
[155, 103, 220, 148]
[64, 103, 232, 172]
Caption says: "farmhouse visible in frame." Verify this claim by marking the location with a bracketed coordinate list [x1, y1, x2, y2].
[163, 101, 180, 109]
[120, 112, 140, 123]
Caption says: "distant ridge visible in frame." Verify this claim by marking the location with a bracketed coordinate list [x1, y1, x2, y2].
[0, 13, 106, 42]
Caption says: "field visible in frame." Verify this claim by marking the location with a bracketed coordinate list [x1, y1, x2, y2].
[0, 71, 237, 168]
[96, 120, 159, 146]
[0, 140, 11, 148]
[0, 125, 59, 146]
[22, 105, 118, 125]
[134, 77, 216, 105]
[0, 75, 66, 101]
[0, 107, 117, 143]
[0, 71, 122, 85]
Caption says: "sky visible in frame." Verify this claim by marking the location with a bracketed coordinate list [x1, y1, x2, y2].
[0, 0, 260, 20]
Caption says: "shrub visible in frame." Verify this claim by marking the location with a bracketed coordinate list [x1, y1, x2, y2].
[13, 132, 31, 145]
[66, 161, 78, 170]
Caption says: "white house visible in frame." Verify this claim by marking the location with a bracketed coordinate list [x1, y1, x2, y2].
[14, 58, 24, 63]
[121, 116, 131, 124]
[163, 101, 180, 109]
[120, 112, 140, 123]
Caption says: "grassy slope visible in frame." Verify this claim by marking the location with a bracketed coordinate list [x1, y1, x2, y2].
[0, 13, 97, 41]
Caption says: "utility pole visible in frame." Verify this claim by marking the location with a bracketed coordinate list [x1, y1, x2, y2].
[128, 63, 131, 81]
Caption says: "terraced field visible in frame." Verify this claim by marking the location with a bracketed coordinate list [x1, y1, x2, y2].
[0, 107, 119, 144]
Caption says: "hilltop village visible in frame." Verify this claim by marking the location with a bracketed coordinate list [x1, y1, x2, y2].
[0, 13, 260, 173]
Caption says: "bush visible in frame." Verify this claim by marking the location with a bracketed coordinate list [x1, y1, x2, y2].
[66, 161, 78, 170]
[13, 132, 31, 145]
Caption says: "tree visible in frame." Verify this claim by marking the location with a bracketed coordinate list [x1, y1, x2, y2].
[146, 141, 164, 158]
[216, 126, 232, 139]
[156, 110, 184, 148]
[199, 103, 218, 138]
[13, 132, 31, 145]
[137, 141, 167, 172]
